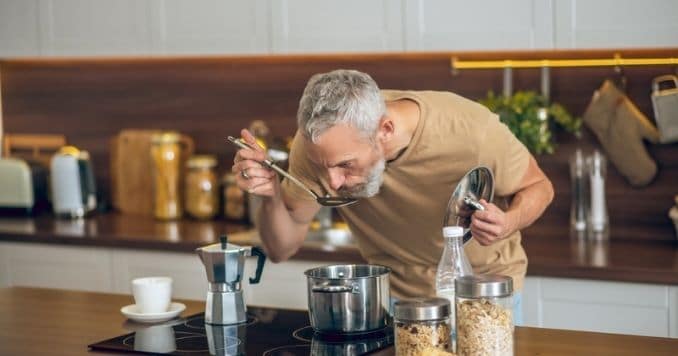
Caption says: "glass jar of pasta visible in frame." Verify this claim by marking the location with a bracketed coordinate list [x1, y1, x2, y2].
[184, 155, 218, 220]
[394, 297, 452, 355]
[151, 132, 186, 220]
[455, 274, 514, 356]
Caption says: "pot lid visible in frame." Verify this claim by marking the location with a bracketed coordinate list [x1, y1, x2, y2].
[442, 166, 494, 237]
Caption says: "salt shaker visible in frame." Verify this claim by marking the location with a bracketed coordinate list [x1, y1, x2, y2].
[586, 150, 609, 240]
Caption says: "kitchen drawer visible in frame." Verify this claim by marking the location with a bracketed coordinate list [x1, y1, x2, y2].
[541, 277, 668, 307]
[542, 299, 669, 337]
[539, 277, 670, 337]
[0, 242, 113, 292]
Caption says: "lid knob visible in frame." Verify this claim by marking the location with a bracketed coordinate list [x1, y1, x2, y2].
[220, 234, 228, 250]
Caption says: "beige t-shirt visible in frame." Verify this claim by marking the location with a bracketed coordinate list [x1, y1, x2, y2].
[283, 90, 530, 298]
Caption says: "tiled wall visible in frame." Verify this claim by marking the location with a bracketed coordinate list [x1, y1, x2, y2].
[1, 0, 677, 57]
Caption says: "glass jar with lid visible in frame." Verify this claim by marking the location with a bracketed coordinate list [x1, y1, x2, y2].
[151, 131, 187, 220]
[222, 173, 248, 223]
[184, 155, 218, 220]
[394, 297, 452, 355]
[455, 274, 514, 356]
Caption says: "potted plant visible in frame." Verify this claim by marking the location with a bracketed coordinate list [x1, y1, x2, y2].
[479, 91, 581, 154]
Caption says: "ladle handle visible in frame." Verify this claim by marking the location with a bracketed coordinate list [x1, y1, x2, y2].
[227, 136, 319, 200]
[249, 246, 266, 284]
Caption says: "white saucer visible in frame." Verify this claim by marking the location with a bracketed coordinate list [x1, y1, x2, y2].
[120, 302, 186, 323]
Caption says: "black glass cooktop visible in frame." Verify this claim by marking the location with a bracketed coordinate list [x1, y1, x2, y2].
[88, 307, 393, 355]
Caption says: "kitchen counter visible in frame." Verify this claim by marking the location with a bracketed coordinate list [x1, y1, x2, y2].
[1, 214, 678, 285]
[1, 286, 678, 356]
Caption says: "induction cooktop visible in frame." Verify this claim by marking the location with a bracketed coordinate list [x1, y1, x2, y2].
[88, 307, 393, 355]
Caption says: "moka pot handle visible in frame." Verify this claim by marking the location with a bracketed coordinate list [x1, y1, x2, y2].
[249, 246, 266, 284]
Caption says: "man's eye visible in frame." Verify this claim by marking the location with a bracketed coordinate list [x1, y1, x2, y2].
[339, 162, 353, 169]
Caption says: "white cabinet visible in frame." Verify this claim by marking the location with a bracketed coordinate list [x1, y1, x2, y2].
[0, 242, 114, 292]
[2, 241, 677, 337]
[246, 259, 329, 310]
[0, 241, 340, 312]
[670, 286, 678, 338]
[110, 249, 207, 301]
[2, 0, 678, 56]
[522, 276, 674, 338]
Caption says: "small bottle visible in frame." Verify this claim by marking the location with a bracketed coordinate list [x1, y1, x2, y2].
[586, 150, 609, 240]
[456, 274, 514, 356]
[394, 298, 452, 355]
[569, 149, 587, 233]
[185, 155, 218, 220]
[436, 226, 473, 350]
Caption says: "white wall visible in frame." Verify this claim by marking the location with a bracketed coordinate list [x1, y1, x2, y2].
[1, 0, 677, 57]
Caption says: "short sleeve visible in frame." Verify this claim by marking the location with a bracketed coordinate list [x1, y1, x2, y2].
[478, 113, 530, 196]
[281, 131, 324, 202]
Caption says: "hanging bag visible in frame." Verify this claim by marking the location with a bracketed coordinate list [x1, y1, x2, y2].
[651, 74, 678, 143]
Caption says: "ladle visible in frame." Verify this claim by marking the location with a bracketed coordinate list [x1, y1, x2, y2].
[227, 136, 358, 208]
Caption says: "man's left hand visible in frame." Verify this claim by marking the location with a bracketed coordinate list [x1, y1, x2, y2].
[470, 199, 517, 246]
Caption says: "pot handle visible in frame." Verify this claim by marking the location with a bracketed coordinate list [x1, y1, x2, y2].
[311, 283, 360, 294]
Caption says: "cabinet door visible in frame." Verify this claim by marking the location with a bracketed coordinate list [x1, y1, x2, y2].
[0, 242, 113, 292]
[111, 249, 207, 301]
[540, 277, 669, 337]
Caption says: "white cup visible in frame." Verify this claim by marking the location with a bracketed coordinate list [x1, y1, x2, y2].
[132, 277, 172, 314]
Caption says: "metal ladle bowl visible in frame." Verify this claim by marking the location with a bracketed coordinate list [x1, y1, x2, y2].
[443, 166, 495, 244]
[227, 136, 358, 208]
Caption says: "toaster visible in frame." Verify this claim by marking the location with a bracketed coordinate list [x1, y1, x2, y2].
[50, 146, 97, 218]
[0, 158, 49, 215]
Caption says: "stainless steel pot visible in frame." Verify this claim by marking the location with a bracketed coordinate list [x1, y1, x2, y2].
[304, 264, 391, 334]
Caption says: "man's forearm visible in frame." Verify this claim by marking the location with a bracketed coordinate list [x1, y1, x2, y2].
[506, 178, 554, 235]
[256, 196, 311, 263]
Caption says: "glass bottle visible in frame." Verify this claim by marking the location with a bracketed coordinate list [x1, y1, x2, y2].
[436, 225, 473, 351]
[586, 150, 609, 240]
[569, 149, 588, 234]
[151, 132, 184, 220]
[185, 155, 218, 220]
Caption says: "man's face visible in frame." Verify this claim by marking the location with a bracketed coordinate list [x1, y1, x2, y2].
[307, 124, 386, 198]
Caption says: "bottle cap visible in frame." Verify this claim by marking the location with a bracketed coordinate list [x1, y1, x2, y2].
[442, 226, 464, 238]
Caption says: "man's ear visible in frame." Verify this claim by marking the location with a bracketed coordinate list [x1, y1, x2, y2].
[377, 116, 395, 143]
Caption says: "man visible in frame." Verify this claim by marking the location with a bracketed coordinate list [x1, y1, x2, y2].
[232, 69, 553, 323]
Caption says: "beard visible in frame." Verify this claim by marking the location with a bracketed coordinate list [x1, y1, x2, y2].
[337, 158, 386, 198]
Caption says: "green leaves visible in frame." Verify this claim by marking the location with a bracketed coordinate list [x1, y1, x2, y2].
[479, 91, 581, 154]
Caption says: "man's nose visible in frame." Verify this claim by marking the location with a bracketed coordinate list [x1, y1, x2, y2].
[328, 168, 345, 191]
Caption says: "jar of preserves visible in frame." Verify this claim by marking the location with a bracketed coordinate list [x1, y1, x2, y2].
[151, 132, 189, 220]
[455, 274, 514, 356]
[222, 173, 248, 223]
[394, 297, 452, 356]
[185, 155, 218, 220]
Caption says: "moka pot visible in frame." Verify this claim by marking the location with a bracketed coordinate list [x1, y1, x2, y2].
[196, 235, 265, 325]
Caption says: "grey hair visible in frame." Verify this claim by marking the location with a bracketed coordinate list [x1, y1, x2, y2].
[297, 69, 386, 143]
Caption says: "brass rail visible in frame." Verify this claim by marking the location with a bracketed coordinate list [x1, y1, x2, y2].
[451, 54, 678, 70]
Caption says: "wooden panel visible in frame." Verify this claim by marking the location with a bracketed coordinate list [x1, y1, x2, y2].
[1, 49, 677, 241]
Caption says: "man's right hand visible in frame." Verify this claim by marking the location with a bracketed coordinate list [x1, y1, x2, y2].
[232, 129, 279, 198]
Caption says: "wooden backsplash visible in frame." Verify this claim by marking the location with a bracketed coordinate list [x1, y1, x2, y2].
[1, 49, 677, 241]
